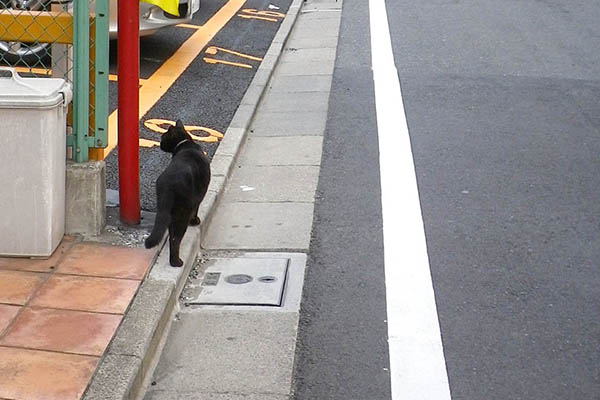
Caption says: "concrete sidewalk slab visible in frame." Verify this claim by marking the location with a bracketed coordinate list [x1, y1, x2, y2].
[147, 311, 299, 395]
[251, 110, 328, 136]
[276, 60, 336, 76]
[224, 165, 320, 203]
[239, 136, 323, 166]
[287, 33, 339, 49]
[280, 47, 338, 62]
[203, 202, 315, 251]
[268, 74, 333, 93]
[146, 252, 307, 400]
[260, 91, 331, 112]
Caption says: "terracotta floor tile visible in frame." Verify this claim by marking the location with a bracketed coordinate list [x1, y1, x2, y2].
[29, 274, 140, 314]
[56, 242, 154, 279]
[0, 270, 45, 305]
[0, 307, 121, 356]
[0, 304, 20, 335]
[0, 346, 98, 400]
[0, 236, 75, 273]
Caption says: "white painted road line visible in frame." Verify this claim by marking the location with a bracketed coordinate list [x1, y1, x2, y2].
[368, 0, 453, 399]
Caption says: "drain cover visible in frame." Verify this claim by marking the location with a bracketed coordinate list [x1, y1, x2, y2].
[187, 257, 289, 306]
[225, 274, 253, 284]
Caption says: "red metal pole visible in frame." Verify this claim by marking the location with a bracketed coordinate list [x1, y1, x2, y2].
[117, 0, 140, 224]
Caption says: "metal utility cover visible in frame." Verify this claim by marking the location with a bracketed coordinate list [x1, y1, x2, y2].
[187, 257, 289, 306]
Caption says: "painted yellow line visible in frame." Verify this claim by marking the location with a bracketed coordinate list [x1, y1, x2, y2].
[139, 138, 160, 148]
[90, 0, 247, 160]
[240, 9, 285, 18]
[205, 46, 262, 61]
[238, 14, 278, 22]
[176, 23, 202, 30]
[204, 57, 253, 69]
[108, 74, 148, 84]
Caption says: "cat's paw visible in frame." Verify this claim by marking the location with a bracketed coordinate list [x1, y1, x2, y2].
[170, 257, 184, 267]
[145, 236, 159, 249]
[189, 216, 201, 226]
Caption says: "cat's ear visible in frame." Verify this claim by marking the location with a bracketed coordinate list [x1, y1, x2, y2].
[175, 119, 185, 130]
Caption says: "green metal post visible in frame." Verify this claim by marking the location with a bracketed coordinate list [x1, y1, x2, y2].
[92, 0, 109, 149]
[73, 0, 89, 162]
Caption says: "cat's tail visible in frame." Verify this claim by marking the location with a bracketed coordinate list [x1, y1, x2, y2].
[144, 192, 173, 249]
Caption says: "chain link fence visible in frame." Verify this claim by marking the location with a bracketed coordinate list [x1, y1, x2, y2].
[0, 0, 73, 81]
[0, 0, 108, 161]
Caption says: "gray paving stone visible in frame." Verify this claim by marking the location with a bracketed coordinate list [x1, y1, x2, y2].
[259, 91, 330, 112]
[83, 354, 141, 400]
[202, 202, 314, 251]
[267, 74, 333, 93]
[285, 34, 338, 49]
[210, 153, 235, 179]
[280, 47, 337, 63]
[276, 60, 335, 76]
[146, 392, 288, 400]
[299, 8, 342, 20]
[147, 311, 299, 395]
[107, 278, 174, 359]
[289, 18, 340, 39]
[239, 136, 323, 166]
[250, 111, 327, 136]
[223, 165, 320, 203]
[302, 0, 342, 10]
[286, 36, 337, 49]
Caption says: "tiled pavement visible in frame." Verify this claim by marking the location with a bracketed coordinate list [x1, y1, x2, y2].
[0, 237, 154, 400]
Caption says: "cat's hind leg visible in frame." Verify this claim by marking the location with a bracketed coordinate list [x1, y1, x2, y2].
[168, 212, 189, 267]
[145, 191, 174, 249]
[190, 201, 201, 226]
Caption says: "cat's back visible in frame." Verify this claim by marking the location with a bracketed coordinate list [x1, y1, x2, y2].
[159, 146, 210, 195]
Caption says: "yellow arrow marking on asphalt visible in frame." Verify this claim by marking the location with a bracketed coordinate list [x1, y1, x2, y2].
[239, 8, 285, 20]
[205, 46, 262, 61]
[203, 46, 262, 69]
[203, 58, 253, 69]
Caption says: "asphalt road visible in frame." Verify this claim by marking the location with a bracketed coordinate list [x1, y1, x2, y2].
[391, 1, 600, 398]
[292, 0, 391, 398]
[105, 0, 292, 211]
[293, 0, 599, 399]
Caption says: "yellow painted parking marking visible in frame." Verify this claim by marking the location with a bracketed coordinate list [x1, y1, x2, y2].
[176, 23, 202, 30]
[203, 46, 262, 69]
[90, 0, 247, 160]
[205, 46, 262, 61]
[238, 8, 285, 22]
[139, 138, 161, 148]
[108, 74, 148, 84]
[238, 14, 277, 22]
[203, 57, 253, 69]
[144, 118, 224, 143]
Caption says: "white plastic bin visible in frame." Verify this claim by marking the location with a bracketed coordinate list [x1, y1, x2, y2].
[0, 67, 72, 257]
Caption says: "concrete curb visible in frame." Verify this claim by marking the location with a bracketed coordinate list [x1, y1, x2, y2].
[81, 1, 304, 399]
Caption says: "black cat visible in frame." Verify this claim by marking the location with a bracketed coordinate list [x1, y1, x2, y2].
[145, 120, 211, 267]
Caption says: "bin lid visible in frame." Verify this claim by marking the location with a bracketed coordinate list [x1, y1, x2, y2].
[0, 67, 72, 109]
